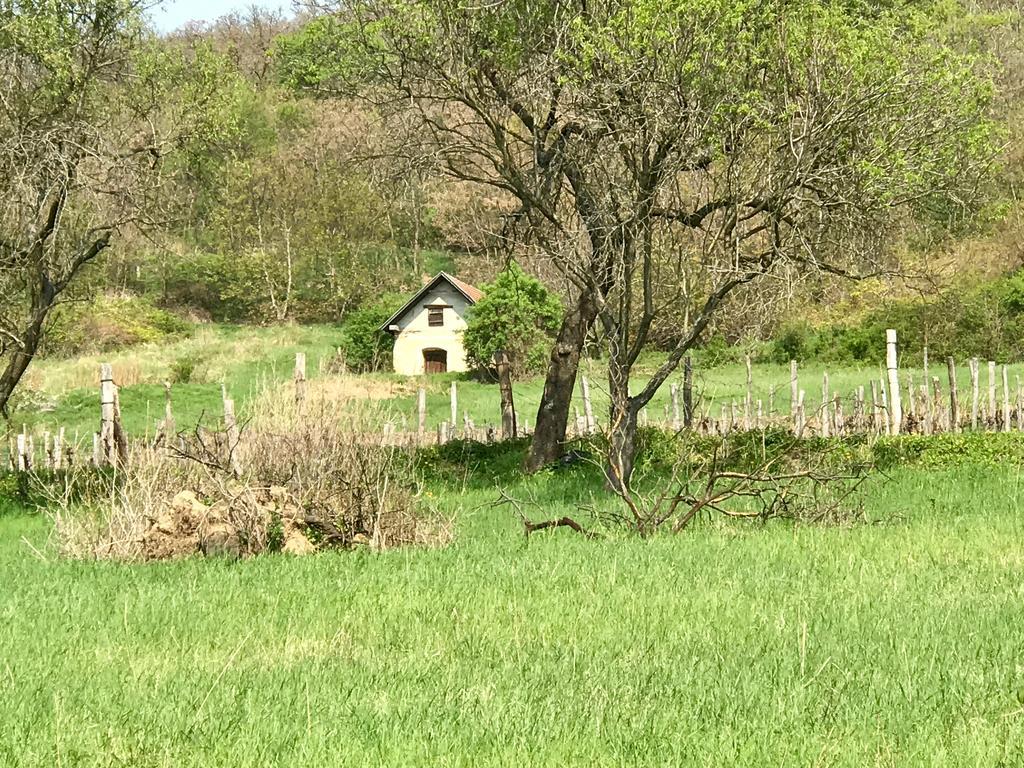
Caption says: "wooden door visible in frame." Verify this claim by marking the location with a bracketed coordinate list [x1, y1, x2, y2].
[423, 349, 447, 374]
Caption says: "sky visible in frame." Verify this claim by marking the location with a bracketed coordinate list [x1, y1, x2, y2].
[151, 0, 292, 32]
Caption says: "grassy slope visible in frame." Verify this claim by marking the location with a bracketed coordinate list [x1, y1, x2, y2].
[2, 463, 1024, 766]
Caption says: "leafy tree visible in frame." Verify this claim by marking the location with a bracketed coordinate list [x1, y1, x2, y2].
[278, 0, 998, 489]
[464, 263, 562, 379]
[0, 0, 241, 415]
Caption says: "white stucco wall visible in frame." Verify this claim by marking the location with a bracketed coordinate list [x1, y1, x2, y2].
[390, 283, 472, 375]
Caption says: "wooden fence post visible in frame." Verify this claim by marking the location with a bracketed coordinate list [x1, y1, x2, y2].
[946, 358, 959, 433]
[670, 384, 681, 430]
[221, 384, 242, 478]
[744, 355, 753, 430]
[54, 427, 65, 469]
[885, 330, 902, 435]
[294, 352, 306, 405]
[790, 360, 799, 419]
[450, 382, 458, 433]
[683, 355, 694, 428]
[1002, 365, 1012, 433]
[99, 363, 116, 466]
[163, 381, 175, 438]
[580, 375, 595, 435]
[417, 387, 427, 439]
[970, 358, 980, 430]
[821, 372, 830, 438]
[988, 361, 997, 430]
[16, 430, 27, 472]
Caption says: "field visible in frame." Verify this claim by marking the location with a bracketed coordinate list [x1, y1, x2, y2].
[3, 326, 1024, 766]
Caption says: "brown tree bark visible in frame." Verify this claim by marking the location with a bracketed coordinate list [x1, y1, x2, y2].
[524, 289, 599, 472]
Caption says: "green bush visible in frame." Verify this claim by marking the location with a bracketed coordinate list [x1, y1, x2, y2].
[464, 262, 562, 378]
[766, 268, 1024, 365]
[872, 432, 1024, 469]
[45, 295, 191, 357]
[339, 294, 403, 372]
[169, 354, 205, 384]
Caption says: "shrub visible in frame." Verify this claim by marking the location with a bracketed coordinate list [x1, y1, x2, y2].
[45, 295, 191, 357]
[339, 294, 403, 372]
[464, 262, 562, 378]
[169, 354, 205, 384]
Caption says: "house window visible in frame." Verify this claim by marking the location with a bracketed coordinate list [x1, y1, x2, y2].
[428, 307, 444, 327]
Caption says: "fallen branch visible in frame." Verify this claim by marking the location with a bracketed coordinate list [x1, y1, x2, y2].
[522, 516, 597, 539]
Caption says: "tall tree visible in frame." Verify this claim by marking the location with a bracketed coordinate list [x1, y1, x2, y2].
[280, 0, 995, 486]
[0, 0, 239, 415]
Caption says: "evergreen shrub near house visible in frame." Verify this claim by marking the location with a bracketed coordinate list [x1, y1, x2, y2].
[464, 262, 562, 378]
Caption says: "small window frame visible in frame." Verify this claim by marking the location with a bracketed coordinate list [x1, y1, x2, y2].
[427, 307, 444, 327]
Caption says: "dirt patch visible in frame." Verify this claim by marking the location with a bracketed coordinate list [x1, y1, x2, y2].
[308, 376, 412, 402]
[141, 487, 317, 560]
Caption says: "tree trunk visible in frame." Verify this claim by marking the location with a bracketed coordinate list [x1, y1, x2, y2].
[605, 369, 638, 495]
[525, 289, 599, 472]
[0, 307, 48, 418]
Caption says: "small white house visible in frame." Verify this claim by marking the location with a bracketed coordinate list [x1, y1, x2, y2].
[380, 272, 483, 375]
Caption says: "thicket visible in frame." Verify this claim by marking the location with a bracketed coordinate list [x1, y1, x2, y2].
[767, 269, 1024, 364]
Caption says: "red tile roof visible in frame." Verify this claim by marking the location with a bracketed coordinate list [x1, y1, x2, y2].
[444, 273, 483, 303]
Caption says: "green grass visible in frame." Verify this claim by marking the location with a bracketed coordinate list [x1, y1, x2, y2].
[10, 324, 347, 437]
[3, 460, 1024, 765]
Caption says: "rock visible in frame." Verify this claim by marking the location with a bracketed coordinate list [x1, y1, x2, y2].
[282, 528, 316, 555]
[170, 490, 208, 527]
[199, 522, 241, 558]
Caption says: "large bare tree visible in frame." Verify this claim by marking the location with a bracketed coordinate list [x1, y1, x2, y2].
[281, 0, 996, 487]
[0, 0, 238, 415]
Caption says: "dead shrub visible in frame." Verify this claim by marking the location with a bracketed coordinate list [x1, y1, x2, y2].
[47, 381, 451, 560]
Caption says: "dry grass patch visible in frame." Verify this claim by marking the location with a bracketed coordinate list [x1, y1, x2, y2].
[47, 383, 450, 560]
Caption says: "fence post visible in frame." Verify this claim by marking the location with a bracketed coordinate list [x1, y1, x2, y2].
[222, 383, 242, 477]
[450, 382, 458, 433]
[744, 355, 753, 430]
[1002, 365, 1012, 433]
[16, 430, 27, 472]
[946, 358, 959, 433]
[885, 330, 902, 435]
[54, 427, 65, 468]
[163, 381, 175, 438]
[683, 355, 694, 428]
[580, 375, 595, 435]
[294, 352, 306, 405]
[99, 363, 116, 466]
[821, 372, 830, 438]
[670, 384, 681, 430]
[790, 360, 799, 420]
[417, 387, 427, 440]
[988, 361, 997, 430]
[969, 358, 980, 430]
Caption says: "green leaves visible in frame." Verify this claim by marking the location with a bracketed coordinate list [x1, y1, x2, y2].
[464, 263, 562, 378]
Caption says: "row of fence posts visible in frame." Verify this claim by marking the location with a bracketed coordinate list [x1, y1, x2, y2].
[8, 329, 1024, 471]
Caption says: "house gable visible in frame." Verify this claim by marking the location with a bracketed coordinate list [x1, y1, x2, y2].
[380, 272, 481, 332]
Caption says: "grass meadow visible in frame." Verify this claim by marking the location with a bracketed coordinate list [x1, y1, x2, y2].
[2, 461, 1024, 765]
[3, 325, 1024, 765]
